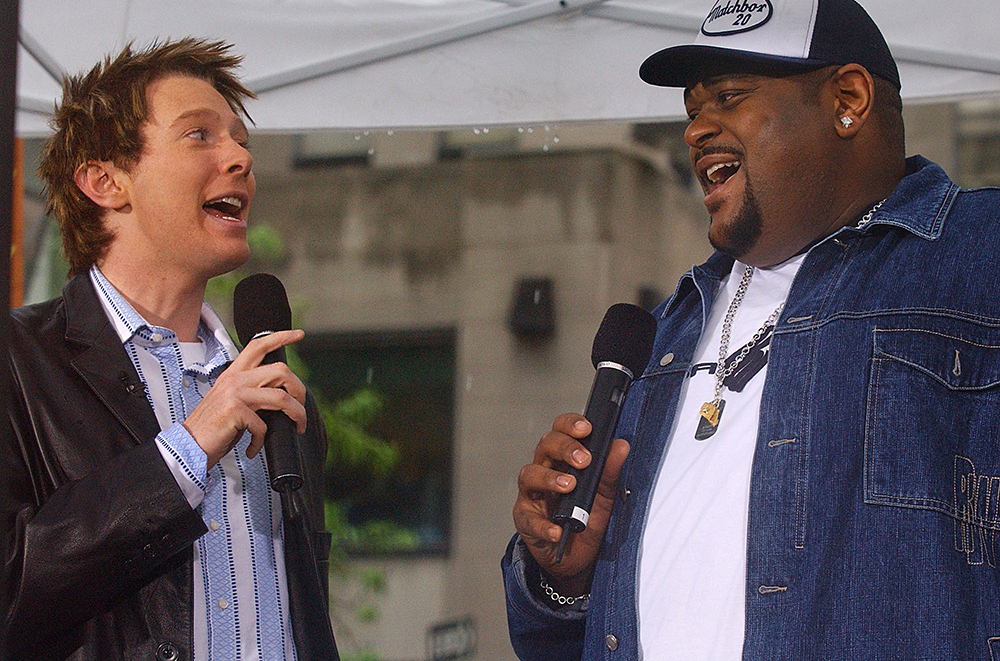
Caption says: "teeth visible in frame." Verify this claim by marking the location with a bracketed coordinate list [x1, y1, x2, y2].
[706, 161, 740, 183]
[210, 196, 243, 210]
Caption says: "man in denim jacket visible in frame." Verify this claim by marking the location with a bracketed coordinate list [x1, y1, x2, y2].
[503, 1, 1000, 659]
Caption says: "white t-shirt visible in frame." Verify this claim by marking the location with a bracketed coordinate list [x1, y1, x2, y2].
[638, 255, 804, 660]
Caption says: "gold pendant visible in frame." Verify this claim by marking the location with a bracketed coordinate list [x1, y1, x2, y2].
[695, 399, 725, 441]
[699, 401, 720, 426]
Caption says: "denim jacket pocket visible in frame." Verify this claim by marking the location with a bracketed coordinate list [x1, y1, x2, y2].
[865, 325, 1000, 549]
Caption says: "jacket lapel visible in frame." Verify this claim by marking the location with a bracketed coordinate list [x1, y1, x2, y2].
[62, 274, 160, 446]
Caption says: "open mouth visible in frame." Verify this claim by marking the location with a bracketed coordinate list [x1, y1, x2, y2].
[203, 195, 246, 221]
[704, 160, 741, 189]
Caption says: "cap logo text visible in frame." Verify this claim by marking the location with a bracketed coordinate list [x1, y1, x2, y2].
[702, 0, 773, 36]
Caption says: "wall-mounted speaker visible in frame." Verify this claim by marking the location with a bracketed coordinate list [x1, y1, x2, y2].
[508, 278, 555, 340]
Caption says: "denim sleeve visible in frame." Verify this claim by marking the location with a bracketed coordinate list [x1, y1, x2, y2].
[154, 423, 208, 509]
[502, 535, 586, 661]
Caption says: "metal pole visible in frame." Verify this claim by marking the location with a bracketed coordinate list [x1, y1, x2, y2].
[18, 28, 63, 85]
[1, 0, 20, 422]
[246, 0, 608, 94]
[11, 138, 23, 308]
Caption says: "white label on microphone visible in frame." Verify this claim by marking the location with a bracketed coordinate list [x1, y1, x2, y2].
[572, 506, 590, 527]
[596, 361, 633, 380]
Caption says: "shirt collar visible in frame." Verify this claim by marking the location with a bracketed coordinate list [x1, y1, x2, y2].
[90, 266, 148, 344]
[89, 266, 238, 372]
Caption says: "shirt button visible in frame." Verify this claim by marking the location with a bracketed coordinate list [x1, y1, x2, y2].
[183, 376, 191, 388]
[151, 332, 163, 343]
[659, 352, 674, 366]
[218, 598, 229, 610]
[210, 520, 221, 531]
[605, 634, 619, 651]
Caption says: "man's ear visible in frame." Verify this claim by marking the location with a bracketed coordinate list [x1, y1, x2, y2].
[74, 161, 129, 210]
[830, 63, 875, 139]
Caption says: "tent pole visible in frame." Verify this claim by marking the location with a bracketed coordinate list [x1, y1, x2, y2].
[12, 137, 23, 308]
[1, 0, 20, 426]
[247, 0, 608, 94]
[19, 29, 64, 85]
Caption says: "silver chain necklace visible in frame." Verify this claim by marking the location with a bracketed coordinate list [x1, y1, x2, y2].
[695, 265, 782, 441]
[856, 199, 885, 229]
[694, 199, 886, 441]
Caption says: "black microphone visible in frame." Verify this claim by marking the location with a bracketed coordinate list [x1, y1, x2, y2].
[233, 273, 304, 493]
[551, 303, 657, 562]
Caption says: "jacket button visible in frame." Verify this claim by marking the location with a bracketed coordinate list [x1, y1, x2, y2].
[142, 543, 156, 559]
[659, 352, 674, 366]
[155, 641, 179, 661]
[605, 634, 619, 651]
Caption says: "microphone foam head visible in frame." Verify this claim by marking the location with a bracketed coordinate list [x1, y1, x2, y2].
[591, 303, 658, 376]
[233, 273, 292, 347]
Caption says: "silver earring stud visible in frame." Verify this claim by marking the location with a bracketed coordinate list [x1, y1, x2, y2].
[840, 116, 853, 128]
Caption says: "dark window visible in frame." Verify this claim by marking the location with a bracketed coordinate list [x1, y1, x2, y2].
[296, 328, 455, 556]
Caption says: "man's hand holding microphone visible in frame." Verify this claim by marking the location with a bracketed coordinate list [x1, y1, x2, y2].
[513, 303, 656, 600]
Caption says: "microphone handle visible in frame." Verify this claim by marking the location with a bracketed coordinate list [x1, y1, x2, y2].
[551, 365, 632, 535]
[260, 410, 304, 492]
[258, 343, 305, 493]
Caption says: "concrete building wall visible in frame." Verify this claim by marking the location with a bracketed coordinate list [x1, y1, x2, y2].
[248, 130, 712, 660]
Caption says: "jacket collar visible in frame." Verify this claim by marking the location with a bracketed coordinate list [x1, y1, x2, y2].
[63, 271, 121, 347]
[62, 273, 161, 445]
[863, 155, 959, 241]
[661, 156, 958, 321]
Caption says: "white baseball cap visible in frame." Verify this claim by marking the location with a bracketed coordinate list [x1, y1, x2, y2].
[639, 0, 900, 89]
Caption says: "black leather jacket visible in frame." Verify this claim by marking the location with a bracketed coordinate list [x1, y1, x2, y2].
[0, 274, 336, 660]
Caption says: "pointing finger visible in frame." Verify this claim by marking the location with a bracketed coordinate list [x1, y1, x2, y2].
[233, 329, 305, 368]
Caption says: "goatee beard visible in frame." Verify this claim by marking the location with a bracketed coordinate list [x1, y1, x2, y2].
[708, 177, 763, 260]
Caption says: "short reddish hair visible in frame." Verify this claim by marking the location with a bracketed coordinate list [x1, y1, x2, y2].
[38, 38, 255, 277]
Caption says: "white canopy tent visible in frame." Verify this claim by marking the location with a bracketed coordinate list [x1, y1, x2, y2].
[15, 0, 1000, 135]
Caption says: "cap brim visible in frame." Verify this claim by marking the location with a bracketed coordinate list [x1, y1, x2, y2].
[639, 44, 830, 88]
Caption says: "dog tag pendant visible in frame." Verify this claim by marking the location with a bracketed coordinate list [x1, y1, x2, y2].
[696, 400, 725, 440]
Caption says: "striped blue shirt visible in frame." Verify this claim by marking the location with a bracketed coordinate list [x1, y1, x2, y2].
[90, 266, 298, 661]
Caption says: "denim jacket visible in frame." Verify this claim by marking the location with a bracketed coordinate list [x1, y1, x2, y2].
[503, 156, 1000, 661]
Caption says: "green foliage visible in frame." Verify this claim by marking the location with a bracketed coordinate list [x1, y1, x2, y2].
[358, 567, 387, 594]
[321, 387, 398, 474]
[358, 520, 420, 553]
[318, 389, 420, 553]
[247, 223, 285, 263]
[354, 603, 380, 624]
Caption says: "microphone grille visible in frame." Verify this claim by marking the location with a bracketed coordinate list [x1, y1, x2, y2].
[591, 303, 657, 376]
[233, 273, 292, 347]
